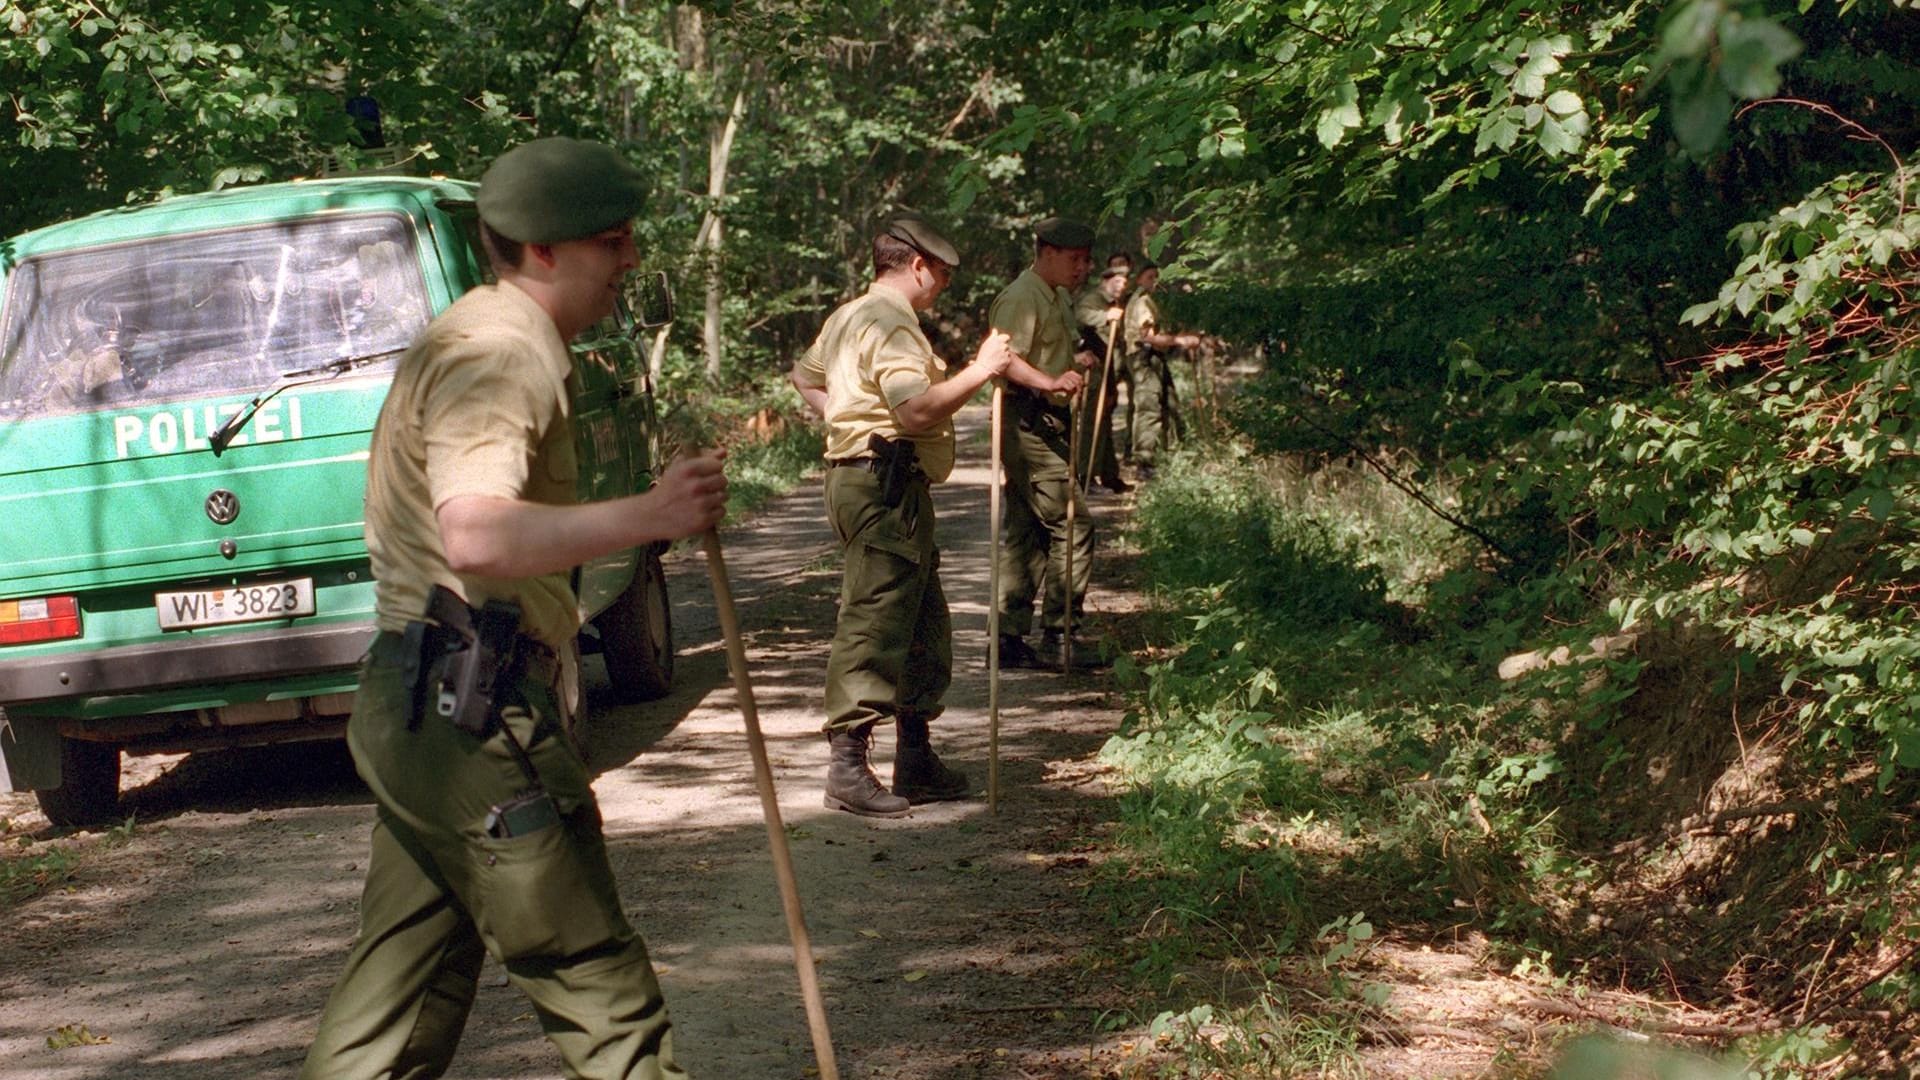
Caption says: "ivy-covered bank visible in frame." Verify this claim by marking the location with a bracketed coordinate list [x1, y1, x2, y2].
[1097, 429, 1914, 1076]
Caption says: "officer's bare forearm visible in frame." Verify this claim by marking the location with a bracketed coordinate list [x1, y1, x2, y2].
[1003, 355, 1057, 392]
[790, 367, 828, 418]
[893, 358, 998, 434]
[439, 485, 720, 579]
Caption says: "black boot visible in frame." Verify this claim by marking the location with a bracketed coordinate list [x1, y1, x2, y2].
[993, 633, 1046, 670]
[824, 723, 911, 818]
[1042, 630, 1111, 671]
[892, 714, 969, 803]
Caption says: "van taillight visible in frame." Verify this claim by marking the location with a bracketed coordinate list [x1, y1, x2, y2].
[0, 596, 82, 645]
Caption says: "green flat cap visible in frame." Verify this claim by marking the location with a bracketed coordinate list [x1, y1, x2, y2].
[477, 136, 647, 243]
[1034, 217, 1095, 250]
[884, 214, 960, 267]
[1100, 265, 1129, 280]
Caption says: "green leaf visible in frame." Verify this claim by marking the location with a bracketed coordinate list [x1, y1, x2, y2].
[1475, 106, 1522, 154]
[1659, 0, 1720, 61]
[1544, 90, 1583, 117]
[1895, 731, 1920, 770]
[1537, 114, 1580, 157]
[1513, 40, 1563, 99]
[1315, 80, 1361, 149]
[1682, 301, 1721, 326]
[1866, 488, 1894, 522]
[1717, 16, 1803, 99]
[1668, 58, 1733, 154]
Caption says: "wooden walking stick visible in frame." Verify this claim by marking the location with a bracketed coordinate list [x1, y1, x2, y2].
[700, 530, 840, 1080]
[987, 384, 1004, 814]
[1062, 380, 1083, 674]
[1085, 313, 1122, 490]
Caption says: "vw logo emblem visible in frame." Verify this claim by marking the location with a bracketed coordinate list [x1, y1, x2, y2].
[205, 489, 241, 525]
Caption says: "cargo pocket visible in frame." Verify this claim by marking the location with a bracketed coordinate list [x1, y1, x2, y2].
[850, 514, 926, 602]
[861, 529, 921, 563]
[859, 507, 925, 564]
[472, 815, 627, 963]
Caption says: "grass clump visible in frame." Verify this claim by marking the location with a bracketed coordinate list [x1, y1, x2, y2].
[723, 420, 823, 519]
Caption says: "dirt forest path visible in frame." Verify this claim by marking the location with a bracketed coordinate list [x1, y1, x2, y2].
[0, 403, 1151, 1080]
[0, 402, 1649, 1080]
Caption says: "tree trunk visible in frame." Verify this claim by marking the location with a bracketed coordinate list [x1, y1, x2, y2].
[702, 85, 746, 379]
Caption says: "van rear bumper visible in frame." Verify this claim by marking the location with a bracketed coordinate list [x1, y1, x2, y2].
[0, 621, 377, 705]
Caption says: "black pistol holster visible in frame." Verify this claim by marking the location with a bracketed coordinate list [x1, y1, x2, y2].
[401, 585, 560, 838]
[867, 431, 922, 509]
[1010, 387, 1071, 440]
[402, 584, 525, 737]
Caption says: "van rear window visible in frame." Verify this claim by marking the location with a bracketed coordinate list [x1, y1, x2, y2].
[0, 213, 430, 420]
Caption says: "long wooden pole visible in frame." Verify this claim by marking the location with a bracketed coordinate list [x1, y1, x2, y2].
[700, 530, 839, 1080]
[987, 385, 1004, 814]
[1085, 314, 1122, 489]
[1062, 381, 1082, 674]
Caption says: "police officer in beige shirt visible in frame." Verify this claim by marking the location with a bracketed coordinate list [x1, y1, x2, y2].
[989, 218, 1101, 670]
[789, 216, 1016, 817]
[301, 137, 725, 1080]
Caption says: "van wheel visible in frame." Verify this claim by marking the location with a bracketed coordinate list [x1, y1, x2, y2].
[35, 738, 121, 828]
[594, 552, 674, 702]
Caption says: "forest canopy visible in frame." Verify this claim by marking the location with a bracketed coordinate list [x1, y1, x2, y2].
[4, 0, 1915, 769]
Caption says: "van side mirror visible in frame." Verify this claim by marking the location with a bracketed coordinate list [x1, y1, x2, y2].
[634, 272, 674, 330]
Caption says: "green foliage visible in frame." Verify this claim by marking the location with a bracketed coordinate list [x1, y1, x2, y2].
[722, 422, 824, 519]
[1653, 0, 1805, 154]
[1131, 452, 1391, 628]
[1522, 165, 1920, 778]
[1125, 998, 1364, 1079]
[0, 843, 76, 904]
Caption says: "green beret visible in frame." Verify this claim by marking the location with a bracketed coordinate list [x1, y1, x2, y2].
[883, 215, 961, 267]
[477, 137, 647, 243]
[1034, 217, 1095, 250]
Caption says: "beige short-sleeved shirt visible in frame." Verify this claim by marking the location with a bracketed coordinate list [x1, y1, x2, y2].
[1124, 290, 1162, 353]
[364, 281, 581, 652]
[793, 281, 955, 482]
[989, 268, 1077, 383]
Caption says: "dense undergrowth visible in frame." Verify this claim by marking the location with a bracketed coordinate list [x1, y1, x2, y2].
[1097, 437, 1917, 1078]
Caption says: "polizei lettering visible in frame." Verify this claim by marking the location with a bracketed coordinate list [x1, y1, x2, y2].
[113, 396, 304, 458]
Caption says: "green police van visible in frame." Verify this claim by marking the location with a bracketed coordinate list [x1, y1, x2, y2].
[0, 176, 676, 826]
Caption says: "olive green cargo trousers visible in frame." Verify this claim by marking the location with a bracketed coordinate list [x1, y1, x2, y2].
[1128, 348, 1175, 468]
[300, 645, 683, 1080]
[997, 415, 1093, 637]
[1076, 350, 1122, 482]
[823, 465, 951, 734]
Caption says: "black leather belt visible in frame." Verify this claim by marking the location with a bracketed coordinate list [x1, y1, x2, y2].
[827, 456, 882, 472]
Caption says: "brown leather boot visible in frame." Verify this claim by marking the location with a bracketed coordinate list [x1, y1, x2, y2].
[892, 713, 969, 803]
[824, 722, 910, 818]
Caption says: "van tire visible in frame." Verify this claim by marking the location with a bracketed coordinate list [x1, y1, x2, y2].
[595, 552, 674, 702]
[35, 738, 121, 828]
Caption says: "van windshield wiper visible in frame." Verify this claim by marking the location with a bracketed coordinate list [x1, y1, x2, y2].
[209, 354, 379, 456]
